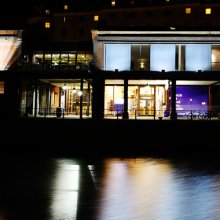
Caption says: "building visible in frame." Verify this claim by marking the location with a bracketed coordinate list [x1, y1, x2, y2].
[1, 0, 220, 120]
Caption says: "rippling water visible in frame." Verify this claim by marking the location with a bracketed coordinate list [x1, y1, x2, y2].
[1, 154, 220, 220]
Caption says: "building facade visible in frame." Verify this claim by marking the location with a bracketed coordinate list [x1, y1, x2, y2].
[1, 1, 220, 120]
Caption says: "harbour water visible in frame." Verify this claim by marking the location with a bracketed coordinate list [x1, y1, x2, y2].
[1, 153, 220, 220]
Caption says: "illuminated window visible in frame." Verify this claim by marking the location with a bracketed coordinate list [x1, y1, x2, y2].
[205, 8, 211, 14]
[94, 15, 99, 21]
[0, 82, 4, 94]
[45, 10, 50, 15]
[185, 8, 191, 14]
[64, 16, 66, 23]
[45, 22, 50, 28]
[64, 4, 68, 10]
[111, 0, 115, 6]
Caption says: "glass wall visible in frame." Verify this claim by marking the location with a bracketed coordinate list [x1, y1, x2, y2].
[105, 44, 131, 71]
[104, 80, 167, 119]
[29, 51, 92, 70]
[104, 80, 124, 117]
[128, 80, 166, 118]
[150, 44, 176, 71]
[20, 79, 92, 118]
[185, 44, 211, 71]
[104, 43, 220, 72]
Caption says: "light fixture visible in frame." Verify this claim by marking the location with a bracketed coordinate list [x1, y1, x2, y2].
[62, 83, 67, 90]
[77, 91, 82, 96]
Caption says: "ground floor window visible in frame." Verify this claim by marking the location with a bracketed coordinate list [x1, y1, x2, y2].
[104, 80, 124, 116]
[0, 81, 4, 94]
[20, 79, 92, 118]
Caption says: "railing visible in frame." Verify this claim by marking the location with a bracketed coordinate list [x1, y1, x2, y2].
[104, 109, 220, 120]
[185, 110, 220, 120]
[20, 107, 92, 119]
[19, 107, 220, 120]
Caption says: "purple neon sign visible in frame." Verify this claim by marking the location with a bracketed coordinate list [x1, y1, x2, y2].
[170, 86, 209, 117]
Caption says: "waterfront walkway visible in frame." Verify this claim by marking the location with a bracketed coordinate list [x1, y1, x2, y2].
[1, 117, 220, 157]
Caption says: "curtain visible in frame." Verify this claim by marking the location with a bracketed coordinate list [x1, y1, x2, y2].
[150, 44, 176, 71]
[105, 44, 131, 71]
[185, 44, 211, 71]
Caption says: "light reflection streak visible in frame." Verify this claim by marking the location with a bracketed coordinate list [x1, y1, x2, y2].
[50, 160, 80, 220]
[97, 158, 176, 220]
[96, 158, 220, 220]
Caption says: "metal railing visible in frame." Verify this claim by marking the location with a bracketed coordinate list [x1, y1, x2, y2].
[104, 109, 220, 120]
[20, 107, 92, 119]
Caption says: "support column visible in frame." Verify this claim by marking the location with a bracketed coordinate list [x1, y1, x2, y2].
[34, 79, 38, 118]
[170, 79, 177, 120]
[86, 82, 91, 116]
[80, 78, 83, 119]
[122, 79, 129, 119]
[92, 71, 104, 119]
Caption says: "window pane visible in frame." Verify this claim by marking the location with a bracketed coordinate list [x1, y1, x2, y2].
[185, 44, 211, 71]
[105, 44, 131, 71]
[150, 44, 176, 71]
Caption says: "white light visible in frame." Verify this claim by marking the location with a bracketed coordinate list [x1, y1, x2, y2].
[50, 161, 80, 220]
[212, 54, 216, 62]
[77, 90, 82, 96]
[62, 84, 67, 90]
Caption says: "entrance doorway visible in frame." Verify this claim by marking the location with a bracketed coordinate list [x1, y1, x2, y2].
[139, 99, 154, 116]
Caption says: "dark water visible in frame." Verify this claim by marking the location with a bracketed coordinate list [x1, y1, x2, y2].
[1, 154, 220, 220]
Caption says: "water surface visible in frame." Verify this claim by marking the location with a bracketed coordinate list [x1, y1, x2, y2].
[0, 154, 220, 220]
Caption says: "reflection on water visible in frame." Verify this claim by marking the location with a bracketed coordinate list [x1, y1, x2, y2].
[50, 159, 79, 220]
[1, 155, 220, 220]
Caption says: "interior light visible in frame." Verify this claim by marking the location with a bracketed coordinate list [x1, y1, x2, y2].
[212, 54, 216, 62]
[205, 8, 211, 15]
[77, 91, 82, 96]
[63, 83, 67, 90]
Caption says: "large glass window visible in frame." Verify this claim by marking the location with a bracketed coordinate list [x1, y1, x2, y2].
[150, 44, 176, 71]
[212, 46, 220, 71]
[105, 44, 131, 71]
[185, 44, 211, 71]
[131, 45, 150, 70]
[104, 80, 124, 116]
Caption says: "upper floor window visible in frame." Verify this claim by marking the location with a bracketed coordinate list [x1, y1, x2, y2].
[45, 10, 50, 15]
[185, 8, 191, 14]
[111, 0, 116, 6]
[94, 15, 99, 21]
[45, 22, 50, 29]
[130, 0, 135, 6]
[205, 8, 211, 15]
[64, 4, 68, 10]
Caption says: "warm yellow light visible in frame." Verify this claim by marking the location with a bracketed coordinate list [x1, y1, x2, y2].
[185, 8, 191, 14]
[45, 22, 50, 28]
[212, 54, 216, 62]
[205, 8, 211, 14]
[111, 0, 115, 6]
[64, 4, 68, 10]
[0, 82, 4, 94]
[94, 15, 99, 21]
